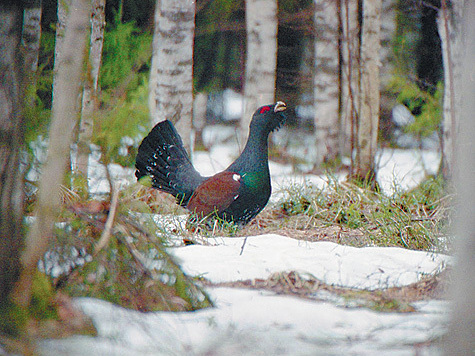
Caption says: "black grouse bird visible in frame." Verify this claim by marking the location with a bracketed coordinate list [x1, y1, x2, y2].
[135, 101, 287, 225]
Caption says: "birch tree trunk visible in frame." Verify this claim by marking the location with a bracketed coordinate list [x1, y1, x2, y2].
[313, 0, 341, 167]
[340, 0, 360, 157]
[379, 0, 395, 85]
[13, 0, 90, 308]
[77, 0, 106, 179]
[52, 0, 71, 105]
[240, 0, 278, 146]
[21, 0, 42, 74]
[353, 0, 381, 182]
[445, 3, 475, 353]
[149, 0, 196, 154]
[437, 0, 464, 180]
[0, 1, 25, 305]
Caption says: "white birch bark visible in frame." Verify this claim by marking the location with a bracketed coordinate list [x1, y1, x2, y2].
[437, 0, 464, 179]
[77, 0, 106, 178]
[355, 0, 381, 180]
[52, 0, 71, 105]
[379, 0, 395, 85]
[13, 0, 91, 308]
[313, 0, 340, 166]
[240, 0, 278, 146]
[21, 0, 42, 73]
[149, 0, 195, 154]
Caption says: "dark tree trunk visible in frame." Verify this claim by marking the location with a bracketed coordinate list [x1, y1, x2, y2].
[0, 2, 25, 305]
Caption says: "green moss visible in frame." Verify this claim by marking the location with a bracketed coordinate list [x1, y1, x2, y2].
[29, 271, 58, 321]
[0, 272, 57, 337]
[0, 300, 28, 337]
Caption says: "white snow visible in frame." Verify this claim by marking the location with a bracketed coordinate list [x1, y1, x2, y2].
[172, 234, 449, 290]
[39, 126, 450, 355]
[40, 287, 449, 355]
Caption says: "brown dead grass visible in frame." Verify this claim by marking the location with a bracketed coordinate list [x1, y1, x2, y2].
[202, 268, 451, 313]
[238, 207, 373, 247]
[133, 184, 451, 311]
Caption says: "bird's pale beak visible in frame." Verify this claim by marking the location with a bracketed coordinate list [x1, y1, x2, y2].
[274, 101, 287, 113]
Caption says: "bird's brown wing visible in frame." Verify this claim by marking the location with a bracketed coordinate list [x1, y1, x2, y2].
[186, 171, 242, 217]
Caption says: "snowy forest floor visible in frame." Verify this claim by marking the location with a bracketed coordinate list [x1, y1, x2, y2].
[38, 125, 452, 355]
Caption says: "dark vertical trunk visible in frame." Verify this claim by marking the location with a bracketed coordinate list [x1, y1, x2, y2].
[0, 2, 25, 305]
[417, 0, 443, 91]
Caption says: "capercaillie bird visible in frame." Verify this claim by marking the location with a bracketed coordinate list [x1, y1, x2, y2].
[135, 101, 287, 226]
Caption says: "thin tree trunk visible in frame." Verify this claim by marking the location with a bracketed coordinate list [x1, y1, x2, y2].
[340, 0, 360, 158]
[0, 1, 25, 305]
[240, 0, 278, 146]
[193, 91, 207, 150]
[77, 0, 106, 179]
[12, 0, 90, 308]
[445, 3, 474, 353]
[51, 0, 71, 106]
[313, 0, 341, 167]
[379, 0, 395, 85]
[149, 0, 196, 154]
[21, 0, 42, 74]
[353, 0, 381, 182]
[438, 0, 464, 180]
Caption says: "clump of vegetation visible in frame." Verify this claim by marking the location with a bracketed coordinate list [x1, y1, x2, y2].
[207, 269, 449, 313]
[93, 15, 153, 169]
[271, 175, 452, 252]
[387, 75, 443, 139]
[41, 184, 213, 313]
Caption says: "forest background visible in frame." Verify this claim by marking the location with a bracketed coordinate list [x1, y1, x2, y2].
[0, 0, 473, 354]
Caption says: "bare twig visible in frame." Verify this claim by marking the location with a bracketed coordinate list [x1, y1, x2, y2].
[240, 236, 248, 256]
[94, 183, 120, 255]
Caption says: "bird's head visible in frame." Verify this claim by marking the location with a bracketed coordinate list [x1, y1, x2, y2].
[250, 101, 287, 134]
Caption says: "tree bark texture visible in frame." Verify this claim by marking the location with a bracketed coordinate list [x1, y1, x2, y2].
[438, 0, 464, 180]
[354, 0, 381, 180]
[240, 0, 278, 146]
[21, 0, 42, 73]
[77, 0, 106, 178]
[51, 0, 71, 106]
[379, 0, 395, 84]
[13, 0, 91, 308]
[340, 0, 360, 157]
[0, 2, 25, 305]
[313, 0, 341, 166]
[149, 0, 196, 154]
[445, 3, 475, 353]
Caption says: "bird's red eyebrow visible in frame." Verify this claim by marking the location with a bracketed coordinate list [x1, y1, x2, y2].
[259, 106, 271, 114]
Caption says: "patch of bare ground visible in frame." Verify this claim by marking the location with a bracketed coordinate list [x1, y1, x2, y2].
[202, 268, 451, 313]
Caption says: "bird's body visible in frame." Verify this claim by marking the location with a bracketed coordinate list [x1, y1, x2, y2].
[135, 101, 287, 225]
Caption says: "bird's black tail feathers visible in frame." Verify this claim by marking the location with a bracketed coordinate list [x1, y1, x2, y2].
[135, 120, 204, 206]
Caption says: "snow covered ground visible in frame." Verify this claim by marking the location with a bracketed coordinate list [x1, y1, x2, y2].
[41, 289, 448, 355]
[40, 235, 450, 355]
[40, 126, 449, 355]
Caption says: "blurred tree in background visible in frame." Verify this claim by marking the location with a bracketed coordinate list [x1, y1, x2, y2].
[0, 0, 466, 352]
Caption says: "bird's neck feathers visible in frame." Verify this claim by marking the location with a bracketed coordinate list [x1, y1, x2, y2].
[228, 124, 271, 173]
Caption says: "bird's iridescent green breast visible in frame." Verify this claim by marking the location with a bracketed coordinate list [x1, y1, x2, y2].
[240, 171, 271, 194]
